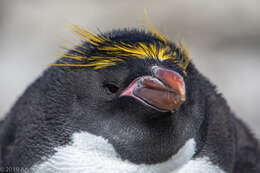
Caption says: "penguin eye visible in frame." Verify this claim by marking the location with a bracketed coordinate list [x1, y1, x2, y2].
[104, 83, 119, 94]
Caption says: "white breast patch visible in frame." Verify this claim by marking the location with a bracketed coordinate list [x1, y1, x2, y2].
[29, 132, 225, 173]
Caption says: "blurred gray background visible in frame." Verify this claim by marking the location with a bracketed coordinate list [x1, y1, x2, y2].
[0, 0, 259, 137]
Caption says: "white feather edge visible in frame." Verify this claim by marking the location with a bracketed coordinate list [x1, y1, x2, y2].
[29, 131, 225, 173]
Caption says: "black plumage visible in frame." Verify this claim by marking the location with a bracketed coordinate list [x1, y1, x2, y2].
[0, 28, 259, 173]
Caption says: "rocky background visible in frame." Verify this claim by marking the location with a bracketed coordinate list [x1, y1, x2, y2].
[0, 0, 259, 137]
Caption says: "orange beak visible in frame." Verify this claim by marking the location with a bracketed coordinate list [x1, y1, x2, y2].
[120, 66, 186, 112]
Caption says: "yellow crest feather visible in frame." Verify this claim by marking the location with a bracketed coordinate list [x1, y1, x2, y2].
[52, 24, 190, 75]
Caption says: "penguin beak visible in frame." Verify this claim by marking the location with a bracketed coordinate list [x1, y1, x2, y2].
[120, 66, 186, 112]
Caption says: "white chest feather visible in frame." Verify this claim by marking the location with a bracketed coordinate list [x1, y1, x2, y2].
[29, 132, 225, 173]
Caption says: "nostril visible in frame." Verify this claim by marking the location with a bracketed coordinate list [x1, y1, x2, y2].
[151, 66, 160, 76]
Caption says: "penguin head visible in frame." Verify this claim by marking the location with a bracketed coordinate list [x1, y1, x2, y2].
[1, 27, 211, 170]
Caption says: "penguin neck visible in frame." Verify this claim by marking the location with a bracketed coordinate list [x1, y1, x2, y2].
[31, 131, 197, 173]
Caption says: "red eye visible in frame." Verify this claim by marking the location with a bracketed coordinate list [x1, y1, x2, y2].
[105, 83, 119, 94]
